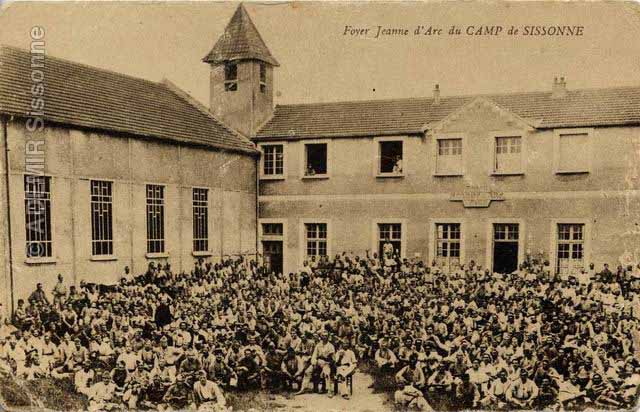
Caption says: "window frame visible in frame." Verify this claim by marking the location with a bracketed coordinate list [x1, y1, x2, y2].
[145, 183, 167, 258]
[259, 218, 288, 273]
[484, 218, 526, 271]
[258, 142, 286, 180]
[433, 134, 466, 177]
[550, 219, 591, 276]
[374, 136, 406, 178]
[298, 218, 331, 266]
[428, 218, 466, 268]
[300, 139, 331, 179]
[491, 131, 525, 176]
[23, 174, 55, 263]
[192, 187, 210, 255]
[224, 62, 238, 92]
[553, 128, 593, 174]
[259, 62, 267, 94]
[371, 219, 407, 259]
[90, 179, 115, 259]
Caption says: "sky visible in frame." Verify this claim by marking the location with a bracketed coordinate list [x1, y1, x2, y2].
[1, 1, 640, 106]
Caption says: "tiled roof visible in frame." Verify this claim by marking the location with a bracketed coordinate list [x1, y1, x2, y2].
[0, 45, 257, 154]
[202, 4, 279, 66]
[256, 86, 640, 140]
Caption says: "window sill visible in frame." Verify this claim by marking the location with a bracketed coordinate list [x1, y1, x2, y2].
[260, 175, 286, 181]
[302, 174, 329, 180]
[491, 171, 524, 176]
[145, 252, 169, 259]
[90, 255, 118, 262]
[192, 251, 213, 257]
[25, 257, 57, 265]
[555, 170, 590, 175]
[376, 173, 404, 179]
[434, 172, 464, 177]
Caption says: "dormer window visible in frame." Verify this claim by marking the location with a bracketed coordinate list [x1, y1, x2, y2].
[259, 63, 267, 93]
[224, 62, 238, 92]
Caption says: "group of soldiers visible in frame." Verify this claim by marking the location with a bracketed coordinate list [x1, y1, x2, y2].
[2, 248, 640, 411]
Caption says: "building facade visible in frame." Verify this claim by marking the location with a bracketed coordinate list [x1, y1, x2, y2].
[2, 3, 640, 313]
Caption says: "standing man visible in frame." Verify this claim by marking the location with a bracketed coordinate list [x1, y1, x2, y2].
[52, 274, 67, 309]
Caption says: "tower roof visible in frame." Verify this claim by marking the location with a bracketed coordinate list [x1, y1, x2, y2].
[203, 3, 279, 66]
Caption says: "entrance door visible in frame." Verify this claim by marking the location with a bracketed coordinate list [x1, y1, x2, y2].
[492, 223, 519, 274]
[262, 241, 283, 275]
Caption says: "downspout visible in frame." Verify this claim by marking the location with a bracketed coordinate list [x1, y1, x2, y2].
[2, 116, 15, 314]
[255, 154, 260, 264]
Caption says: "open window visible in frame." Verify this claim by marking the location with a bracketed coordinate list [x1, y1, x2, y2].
[379, 140, 403, 176]
[224, 62, 238, 92]
[304, 143, 328, 177]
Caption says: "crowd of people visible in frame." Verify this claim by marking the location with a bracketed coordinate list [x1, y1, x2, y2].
[1, 246, 640, 411]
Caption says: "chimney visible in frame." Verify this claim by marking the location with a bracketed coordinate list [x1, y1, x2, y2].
[433, 84, 441, 105]
[551, 76, 567, 99]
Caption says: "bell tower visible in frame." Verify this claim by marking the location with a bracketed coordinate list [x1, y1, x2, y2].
[203, 3, 279, 137]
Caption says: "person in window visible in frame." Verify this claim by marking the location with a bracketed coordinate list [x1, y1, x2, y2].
[393, 155, 403, 174]
[306, 164, 316, 176]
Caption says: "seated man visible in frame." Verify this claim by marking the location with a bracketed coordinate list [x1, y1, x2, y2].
[281, 347, 302, 391]
[394, 353, 432, 411]
[333, 339, 357, 399]
[235, 347, 261, 389]
[193, 370, 228, 412]
[80, 371, 119, 412]
[162, 374, 193, 411]
[375, 339, 398, 373]
[506, 369, 539, 409]
[261, 342, 284, 391]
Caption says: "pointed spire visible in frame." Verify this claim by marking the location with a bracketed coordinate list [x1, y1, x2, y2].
[203, 3, 279, 66]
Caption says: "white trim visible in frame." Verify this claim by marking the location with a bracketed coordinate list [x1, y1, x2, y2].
[371, 219, 408, 259]
[90, 255, 118, 262]
[298, 218, 331, 269]
[490, 130, 526, 176]
[549, 218, 592, 276]
[432, 133, 466, 177]
[258, 189, 640, 203]
[258, 142, 287, 181]
[484, 218, 526, 272]
[373, 136, 406, 178]
[300, 139, 332, 179]
[428, 218, 466, 267]
[553, 128, 594, 174]
[145, 252, 169, 259]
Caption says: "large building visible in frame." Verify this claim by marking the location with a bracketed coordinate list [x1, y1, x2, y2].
[1, 3, 640, 313]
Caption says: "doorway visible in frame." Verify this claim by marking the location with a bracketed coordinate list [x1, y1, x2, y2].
[492, 223, 519, 274]
[262, 240, 283, 275]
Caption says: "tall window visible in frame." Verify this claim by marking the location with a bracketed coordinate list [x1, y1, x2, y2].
[557, 223, 585, 274]
[557, 133, 589, 173]
[435, 223, 461, 268]
[262, 144, 284, 177]
[436, 138, 463, 175]
[304, 143, 328, 176]
[305, 223, 327, 259]
[192, 188, 208, 252]
[224, 62, 238, 92]
[90, 180, 113, 256]
[378, 223, 402, 257]
[494, 136, 522, 173]
[379, 141, 403, 175]
[259, 63, 267, 93]
[24, 175, 52, 258]
[146, 185, 165, 254]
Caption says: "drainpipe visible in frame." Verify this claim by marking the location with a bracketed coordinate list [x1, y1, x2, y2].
[2, 116, 15, 314]
[255, 155, 260, 264]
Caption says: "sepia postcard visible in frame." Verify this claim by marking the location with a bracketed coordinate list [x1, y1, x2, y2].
[0, 1, 640, 411]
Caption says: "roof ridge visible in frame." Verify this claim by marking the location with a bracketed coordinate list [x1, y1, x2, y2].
[0, 44, 161, 87]
[160, 78, 256, 151]
[274, 84, 640, 109]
